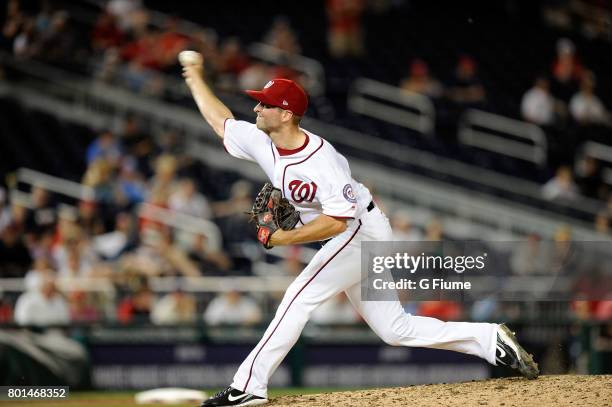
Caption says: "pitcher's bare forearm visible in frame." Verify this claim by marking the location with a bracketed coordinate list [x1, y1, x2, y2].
[269, 215, 348, 246]
[183, 65, 233, 139]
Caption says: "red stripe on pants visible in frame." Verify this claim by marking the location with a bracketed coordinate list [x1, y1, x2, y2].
[242, 221, 362, 391]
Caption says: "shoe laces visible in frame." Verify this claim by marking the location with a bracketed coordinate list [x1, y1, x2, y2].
[213, 386, 233, 399]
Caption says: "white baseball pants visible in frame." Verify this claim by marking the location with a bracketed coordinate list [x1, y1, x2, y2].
[231, 207, 498, 398]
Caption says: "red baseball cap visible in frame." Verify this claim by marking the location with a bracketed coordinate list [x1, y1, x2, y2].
[245, 79, 308, 116]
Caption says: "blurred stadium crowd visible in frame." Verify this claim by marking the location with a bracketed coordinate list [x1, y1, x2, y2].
[0, 0, 611, 376]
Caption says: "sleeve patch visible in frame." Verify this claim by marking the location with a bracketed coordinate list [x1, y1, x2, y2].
[343, 184, 357, 203]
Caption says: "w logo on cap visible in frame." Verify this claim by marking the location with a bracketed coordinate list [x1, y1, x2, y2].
[264, 80, 274, 89]
[282, 100, 289, 106]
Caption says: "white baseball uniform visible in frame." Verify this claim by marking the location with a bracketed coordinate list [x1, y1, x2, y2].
[222, 119, 498, 398]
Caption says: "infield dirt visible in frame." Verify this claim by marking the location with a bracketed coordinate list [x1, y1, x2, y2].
[270, 375, 611, 407]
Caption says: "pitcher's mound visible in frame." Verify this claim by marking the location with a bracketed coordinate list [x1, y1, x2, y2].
[271, 375, 611, 407]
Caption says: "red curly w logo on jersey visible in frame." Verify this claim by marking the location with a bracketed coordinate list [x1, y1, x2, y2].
[288, 180, 318, 203]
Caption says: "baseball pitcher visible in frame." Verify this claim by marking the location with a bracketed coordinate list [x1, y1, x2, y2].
[181, 52, 538, 407]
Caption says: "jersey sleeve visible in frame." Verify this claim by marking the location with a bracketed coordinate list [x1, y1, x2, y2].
[317, 154, 357, 219]
[223, 119, 268, 162]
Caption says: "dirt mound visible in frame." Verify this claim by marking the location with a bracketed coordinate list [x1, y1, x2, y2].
[270, 375, 611, 407]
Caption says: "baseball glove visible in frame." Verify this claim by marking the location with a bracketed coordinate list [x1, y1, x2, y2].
[248, 182, 300, 249]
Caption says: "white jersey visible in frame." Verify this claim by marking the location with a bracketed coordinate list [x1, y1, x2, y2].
[222, 118, 498, 399]
[223, 119, 373, 226]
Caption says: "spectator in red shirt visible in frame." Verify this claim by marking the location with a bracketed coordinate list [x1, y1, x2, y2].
[417, 301, 463, 321]
[156, 17, 190, 72]
[120, 28, 162, 70]
[263, 16, 301, 56]
[551, 38, 584, 104]
[446, 55, 486, 108]
[218, 37, 250, 76]
[0, 289, 12, 323]
[400, 58, 443, 99]
[91, 11, 125, 53]
[326, 0, 365, 58]
[69, 290, 101, 323]
[117, 283, 154, 324]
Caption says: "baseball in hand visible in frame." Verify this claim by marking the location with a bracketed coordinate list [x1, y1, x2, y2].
[178, 50, 203, 66]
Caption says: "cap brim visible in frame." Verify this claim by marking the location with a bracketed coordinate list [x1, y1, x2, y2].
[245, 90, 279, 108]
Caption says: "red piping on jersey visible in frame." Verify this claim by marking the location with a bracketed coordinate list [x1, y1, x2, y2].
[242, 220, 362, 393]
[270, 141, 276, 164]
[276, 132, 309, 156]
[281, 139, 324, 199]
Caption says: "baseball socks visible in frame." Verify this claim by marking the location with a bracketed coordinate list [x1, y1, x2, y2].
[200, 386, 268, 406]
[495, 323, 539, 379]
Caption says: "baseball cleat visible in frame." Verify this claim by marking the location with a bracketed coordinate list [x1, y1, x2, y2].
[200, 386, 268, 406]
[495, 324, 539, 379]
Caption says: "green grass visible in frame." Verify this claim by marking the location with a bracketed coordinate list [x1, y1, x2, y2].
[71, 387, 344, 398]
[1, 388, 348, 406]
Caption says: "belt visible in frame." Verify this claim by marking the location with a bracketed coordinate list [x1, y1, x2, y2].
[320, 201, 375, 247]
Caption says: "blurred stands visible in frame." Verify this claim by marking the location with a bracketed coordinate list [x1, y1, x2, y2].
[0, 0, 611, 382]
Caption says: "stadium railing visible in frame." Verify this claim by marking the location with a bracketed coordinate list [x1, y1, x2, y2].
[51, 2, 608, 223]
[348, 78, 435, 136]
[1, 53, 608, 240]
[13, 167, 319, 268]
[458, 109, 548, 167]
[343, 76, 604, 219]
[579, 141, 612, 188]
[248, 42, 326, 96]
